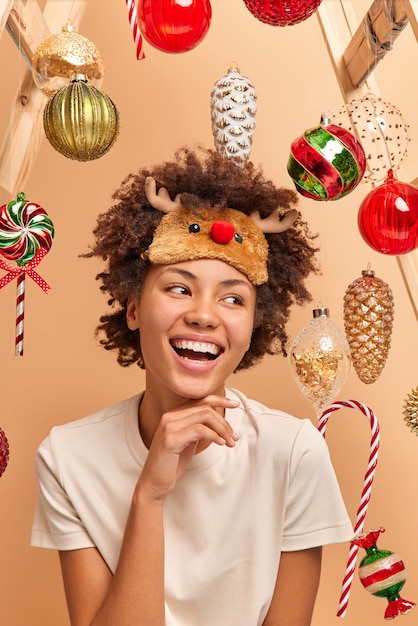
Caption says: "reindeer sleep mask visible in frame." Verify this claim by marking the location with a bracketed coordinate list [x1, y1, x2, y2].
[143, 176, 298, 286]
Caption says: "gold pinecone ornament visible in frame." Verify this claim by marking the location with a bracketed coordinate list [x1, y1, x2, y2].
[403, 387, 418, 435]
[210, 64, 257, 166]
[343, 268, 394, 384]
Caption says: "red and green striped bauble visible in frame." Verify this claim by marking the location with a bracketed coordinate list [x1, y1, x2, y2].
[287, 115, 366, 201]
[353, 528, 416, 620]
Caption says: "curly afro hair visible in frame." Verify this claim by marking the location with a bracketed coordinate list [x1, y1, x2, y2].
[86, 146, 319, 370]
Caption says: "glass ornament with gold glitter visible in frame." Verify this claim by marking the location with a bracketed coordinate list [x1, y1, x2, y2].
[290, 307, 351, 417]
[32, 22, 105, 97]
[210, 64, 257, 167]
[343, 268, 394, 384]
[403, 387, 418, 435]
[43, 75, 120, 162]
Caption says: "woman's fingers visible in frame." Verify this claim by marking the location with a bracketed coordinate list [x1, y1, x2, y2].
[137, 395, 240, 500]
[160, 395, 240, 451]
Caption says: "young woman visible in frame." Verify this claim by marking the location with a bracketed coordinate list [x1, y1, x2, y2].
[31, 147, 353, 626]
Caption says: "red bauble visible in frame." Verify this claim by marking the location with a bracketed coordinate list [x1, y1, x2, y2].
[287, 117, 366, 201]
[0, 427, 9, 477]
[138, 0, 212, 53]
[358, 169, 418, 255]
[242, 0, 322, 26]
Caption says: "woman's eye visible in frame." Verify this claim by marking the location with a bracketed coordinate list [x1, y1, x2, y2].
[224, 295, 243, 305]
[169, 285, 189, 295]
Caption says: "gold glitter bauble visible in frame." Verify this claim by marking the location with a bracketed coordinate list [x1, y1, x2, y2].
[290, 307, 351, 416]
[33, 22, 105, 96]
[210, 64, 257, 167]
[43, 77, 120, 162]
[343, 268, 394, 384]
[403, 387, 418, 435]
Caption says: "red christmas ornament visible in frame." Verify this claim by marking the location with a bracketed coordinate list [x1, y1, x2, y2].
[242, 0, 322, 26]
[358, 169, 418, 255]
[137, 0, 212, 53]
[0, 427, 9, 477]
[287, 115, 366, 201]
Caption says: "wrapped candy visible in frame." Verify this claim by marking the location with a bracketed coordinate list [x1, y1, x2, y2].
[353, 528, 415, 619]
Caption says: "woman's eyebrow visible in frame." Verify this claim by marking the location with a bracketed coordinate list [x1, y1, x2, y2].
[161, 268, 252, 290]
[220, 278, 252, 290]
[163, 268, 196, 280]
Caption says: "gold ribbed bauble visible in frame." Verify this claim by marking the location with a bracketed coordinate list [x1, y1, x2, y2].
[343, 268, 394, 384]
[43, 76, 120, 162]
[403, 387, 418, 435]
[33, 22, 104, 96]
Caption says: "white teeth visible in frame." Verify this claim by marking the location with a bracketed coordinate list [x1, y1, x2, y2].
[172, 340, 220, 356]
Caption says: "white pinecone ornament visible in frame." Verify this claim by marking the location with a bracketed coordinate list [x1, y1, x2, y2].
[403, 387, 418, 435]
[210, 64, 257, 166]
[343, 268, 394, 384]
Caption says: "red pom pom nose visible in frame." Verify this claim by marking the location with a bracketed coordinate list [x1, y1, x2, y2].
[211, 220, 235, 244]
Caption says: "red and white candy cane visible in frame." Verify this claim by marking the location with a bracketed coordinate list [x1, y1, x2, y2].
[318, 400, 380, 618]
[126, 0, 145, 60]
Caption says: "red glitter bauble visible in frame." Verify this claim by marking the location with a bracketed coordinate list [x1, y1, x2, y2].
[242, 0, 322, 26]
[138, 0, 212, 53]
[358, 169, 418, 255]
[0, 427, 9, 477]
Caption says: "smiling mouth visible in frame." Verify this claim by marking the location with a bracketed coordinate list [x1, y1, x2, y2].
[171, 340, 222, 362]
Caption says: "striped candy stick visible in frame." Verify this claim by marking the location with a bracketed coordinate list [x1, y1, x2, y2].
[0, 250, 52, 355]
[15, 271, 25, 356]
[318, 400, 380, 618]
[125, 0, 145, 59]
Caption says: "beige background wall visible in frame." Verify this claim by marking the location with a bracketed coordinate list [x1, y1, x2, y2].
[0, 1, 417, 624]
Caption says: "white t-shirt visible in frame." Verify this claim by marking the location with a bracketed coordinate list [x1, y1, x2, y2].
[31, 388, 353, 625]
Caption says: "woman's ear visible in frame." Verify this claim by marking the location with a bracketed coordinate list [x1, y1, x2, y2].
[126, 298, 140, 331]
